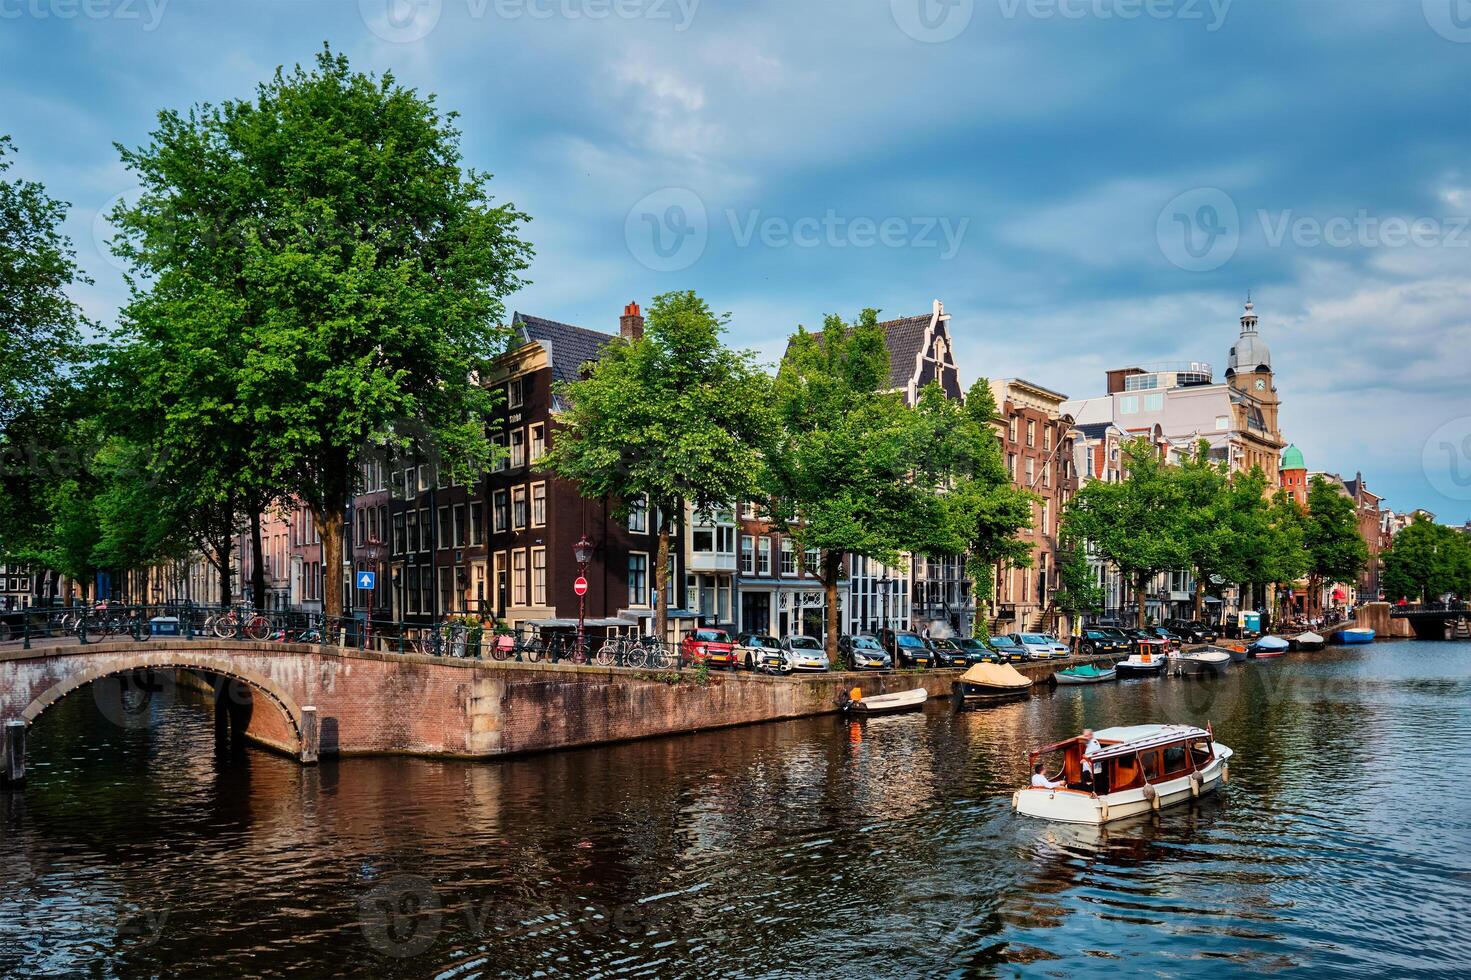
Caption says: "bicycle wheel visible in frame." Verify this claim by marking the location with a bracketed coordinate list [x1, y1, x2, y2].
[595, 641, 617, 667]
[245, 616, 271, 641]
[523, 639, 542, 663]
[213, 616, 235, 639]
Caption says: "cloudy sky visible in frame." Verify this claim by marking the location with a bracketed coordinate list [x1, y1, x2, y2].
[3, 0, 1469, 519]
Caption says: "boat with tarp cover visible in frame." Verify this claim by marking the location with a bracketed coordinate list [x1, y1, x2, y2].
[954, 662, 1032, 706]
[1013, 724, 1234, 825]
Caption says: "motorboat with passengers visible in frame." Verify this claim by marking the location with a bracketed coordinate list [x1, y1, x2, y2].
[1013, 724, 1234, 825]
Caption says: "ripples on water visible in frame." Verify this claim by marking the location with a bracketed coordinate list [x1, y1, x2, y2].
[2, 641, 1470, 978]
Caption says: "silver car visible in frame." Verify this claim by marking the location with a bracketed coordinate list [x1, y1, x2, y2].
[781, 635, 830, 672]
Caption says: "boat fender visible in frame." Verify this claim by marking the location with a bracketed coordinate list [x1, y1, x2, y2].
[1097, 800, 1109, 822]
[1011, 790, 1020, 810]
[1189, 773, 1202, 798]
[1143, 784, 1161, 812]
[1221, 765, 1229, 785]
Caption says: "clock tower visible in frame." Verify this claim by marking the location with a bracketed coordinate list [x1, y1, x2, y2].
[1223, 297, 1285, 482]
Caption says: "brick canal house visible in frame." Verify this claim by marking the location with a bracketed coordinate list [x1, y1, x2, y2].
[985, 378, 1079, 636]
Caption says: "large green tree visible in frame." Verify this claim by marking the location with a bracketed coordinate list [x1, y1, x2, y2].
[541, 291, 773, 641]
[1176, 440, 1232, 621]
[763, 310, 955, 662]
[1381, 514, 1471, 603]
[1053, 545, 1105, 636]
[1303, 475, 1368, 614]
[1061, 439, 1188, 627]
[111, 47, 532, 615]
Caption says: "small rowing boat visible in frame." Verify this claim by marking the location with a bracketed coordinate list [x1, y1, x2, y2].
[1172, 648, 1231, 675]
[1115, 651, 1168, 676]
[1053, 664, 1117, 685]
[841, 686, 927, 716]
[1249, 635, 1290, 657]
[1338, 627, 1375, 645]
[954, 662, 1032, 706]
[1292, 630, 1325, 651]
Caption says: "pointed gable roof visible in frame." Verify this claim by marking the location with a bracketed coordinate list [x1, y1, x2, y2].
[513, 312, 617, 384]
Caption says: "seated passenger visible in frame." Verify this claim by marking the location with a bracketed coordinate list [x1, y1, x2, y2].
[1031, 762, 1063, 789]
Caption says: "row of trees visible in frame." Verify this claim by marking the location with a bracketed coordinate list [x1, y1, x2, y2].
[542, 300, 1036, 661]
[1, 47, 532, 615]
[1059, 440, 1368, 627]
[1381, 514, 1471, 603]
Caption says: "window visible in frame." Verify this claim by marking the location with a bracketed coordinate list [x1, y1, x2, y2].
[628, 553, 649, 606]
[740, 535, 754, 574]
[804, 547, 819, 575]
[493, 552, 507, 612]
[508, 377, 524, 408]
[1162, 745, 1187, 776]
[530, 483, 546, 527]
[1008, 453, 1017, 480]
[1120, 396, 1139, 415]
[628, 496, 648, 533]
[693, 528, 714, 553]
[1215, 415, 1229, 431]
[356, 513, 367, 547]
[438, 506, 452, 549]
[493, 491, 509, 533]
[1145, 393, 1164, 412]
[492, 433, 508, 472]
[529, 423, 546, 463]
[419, 508, 430, 551]
[406, 510, 419, 553]
[417, 465, 430, 492]
[437, 465, 448, 490]
[531, 548, 546, 605]
[470, 503, 484, 546]
[1043, 428, 1052, 452]
[421, 566, 435, 615]
[439, 565, 456, 614]
[453, 505, 466, 548]
[1026, 419, 1035, 447]
[1024, 457, 1034, 485]
[1008, 417, 1017, 443]
[757, 537, 771, 575]
[393, 513, 407, 555]
[780, 539, 795, 575]
[1042, 500, 1050, 536]
[510, 429, 525, 468]
[512, 549, 528, 606]
[512, 486, 527, 530]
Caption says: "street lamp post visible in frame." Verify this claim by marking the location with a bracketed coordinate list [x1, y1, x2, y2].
[573, 534, 593, 660]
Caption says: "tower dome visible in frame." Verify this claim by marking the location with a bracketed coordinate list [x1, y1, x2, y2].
[1281, 444, 1305, 471]
[1225, 297, 1272, 377]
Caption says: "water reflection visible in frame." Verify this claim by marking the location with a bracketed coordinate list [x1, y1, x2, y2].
[2, 641, 1470, 977]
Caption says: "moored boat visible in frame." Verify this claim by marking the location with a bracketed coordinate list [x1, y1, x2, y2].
[1293, 630, 1326, 651]
[1338, 627, 1375, 645]
[954, 662, 1032, 706]
[1172, 648, 1231, 675]
[1014, 723, 1234, 825]
[1249, 635, 1290, 657]
[841, 686, 927, 716]
[1115, 651, 1169, 676]
[1052, 664, 1117, 685]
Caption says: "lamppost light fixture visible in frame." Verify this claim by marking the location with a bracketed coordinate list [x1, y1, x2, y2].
[573, 535, 594, 566]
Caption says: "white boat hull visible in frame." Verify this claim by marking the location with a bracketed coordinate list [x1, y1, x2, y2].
[1014, 743, 1233, 824]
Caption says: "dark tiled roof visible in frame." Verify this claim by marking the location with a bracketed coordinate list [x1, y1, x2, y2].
[783, 312, 934, 390]
[513, 313, 617, 384]
[1073, 421, 1116, 440]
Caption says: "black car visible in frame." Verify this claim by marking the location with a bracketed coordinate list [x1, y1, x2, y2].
[928, 637, 968, 668]
[1163, 619, 1217, 644]
[955, 637, 994, 665]
[986, 634, 1030, 663]
[1078, 628, 1131, 657]
[879, 629, 933, 668]
[838, 633, 893, 670]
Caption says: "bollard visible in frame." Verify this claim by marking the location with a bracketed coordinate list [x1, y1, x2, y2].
[3, 721, 26, 787]
[299, 706, 320, 765]
[22, 618, 29, 651]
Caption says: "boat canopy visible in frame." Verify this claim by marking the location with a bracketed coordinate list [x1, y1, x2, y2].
[1089, 725, 1210, 763]
[960, 662, 1031, 688]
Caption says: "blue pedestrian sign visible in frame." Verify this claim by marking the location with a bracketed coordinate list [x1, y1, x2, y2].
[356, 570, 376, 590]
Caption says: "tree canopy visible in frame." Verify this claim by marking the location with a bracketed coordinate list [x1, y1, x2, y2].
[1381, 514, 1471, 603]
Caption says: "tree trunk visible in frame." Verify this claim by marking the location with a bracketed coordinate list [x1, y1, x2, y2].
[1135, 576, 1148, 627]
[249, 509, 266, 611]
[215, 537, 233, 608]
[655, 523, 670, 644]
[319, 507, 344, 620]
[1194, 574, 1206, 622]
[823, 550, 843, 665]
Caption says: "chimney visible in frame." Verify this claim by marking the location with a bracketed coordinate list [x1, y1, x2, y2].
[619, 301, 644, 341]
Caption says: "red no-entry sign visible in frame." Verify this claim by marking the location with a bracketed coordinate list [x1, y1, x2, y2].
[573, 576, 588, 596]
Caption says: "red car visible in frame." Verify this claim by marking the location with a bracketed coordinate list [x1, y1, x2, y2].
[681, 628, 737, 669]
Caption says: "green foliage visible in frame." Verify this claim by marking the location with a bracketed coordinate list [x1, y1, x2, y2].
[1381, 515, 1471, 602]
[1303, 475, 1368, 610]
[541, 290, 774, 637]
[110, 46, 532, 613]
[1053, 546, 1104, 625]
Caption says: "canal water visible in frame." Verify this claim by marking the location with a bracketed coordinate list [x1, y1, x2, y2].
[2, 639, 1468, 978]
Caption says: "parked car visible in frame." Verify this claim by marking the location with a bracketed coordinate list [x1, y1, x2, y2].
[681, 627, 738, 669]
[1143, 625, 1184, 651]
[1163, 619, 1217, 644]
[1077, 628, 1132, 657]
[879, 629, 934, 668]
[986, 634, 1030, 663]
[955, 637, 994, 665]
[1008, 632, 1069, 659]
[1125, 628, 1171, 657]
[928, 637, 968, 668]
[734, 633, 785, 673]
[782, 634, 830, 672]
[838, 633, 893, 670]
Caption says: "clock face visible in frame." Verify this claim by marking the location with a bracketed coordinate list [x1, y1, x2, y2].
[1254, 379, 1266, 390]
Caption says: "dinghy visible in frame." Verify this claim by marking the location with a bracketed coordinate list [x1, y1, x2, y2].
[1292, 630, 1326, 651]
[954, 662, 1032, 706]
[840, 686, 927, 716]
[1338, 627, 1375, 645]
[1172, 648, 1231, 675]
[1114, 651, 1169, 676]
[1052, 663, 1117, 685]
[1249, 635, 1290, 657]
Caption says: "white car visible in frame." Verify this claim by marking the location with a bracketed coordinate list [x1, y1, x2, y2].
[781, 635, 830, 672]
[1010, 632, 1070, 659]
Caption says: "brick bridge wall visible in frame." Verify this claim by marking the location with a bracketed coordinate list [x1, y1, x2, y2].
[0, 639, 1090, 763]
